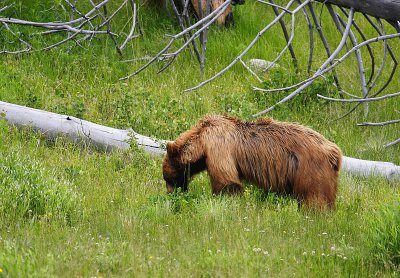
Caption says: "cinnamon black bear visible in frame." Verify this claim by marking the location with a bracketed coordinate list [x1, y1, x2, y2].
[163, 115, 342, 209]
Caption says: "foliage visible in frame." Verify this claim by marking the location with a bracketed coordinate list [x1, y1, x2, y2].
[0, 124, 82, 224]
[369, 201, 400, 268]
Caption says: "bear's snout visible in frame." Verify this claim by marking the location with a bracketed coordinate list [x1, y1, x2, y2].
[166, 183, 174, 193]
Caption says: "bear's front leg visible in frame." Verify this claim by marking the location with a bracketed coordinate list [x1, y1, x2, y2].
[210, 178, 243, 195]
[206, 157, 243, 195]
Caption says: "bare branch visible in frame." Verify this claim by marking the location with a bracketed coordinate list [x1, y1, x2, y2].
[120, 0, 139, 50]
[357, 120, 400, 126]
[0, 22, 32, 54]
[307, 2, 343, 93]
[296, 0, 313, 73]
[253, 8, 355, 117]
[335, 11, 369, 116]
[0, 4, 14, 13]
[240, 59, 263, 82]
[120, 0, 233, 80]
[317, 91, 400, 102]
[0, 0, 110, 27]
[384, 138, 400, 148]
[269, 0, 298, 72]
[184, 0, 307, 92]
[253, 32, 400, 94]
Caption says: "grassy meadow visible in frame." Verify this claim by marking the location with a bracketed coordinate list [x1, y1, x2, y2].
[0, 0, 399, 276]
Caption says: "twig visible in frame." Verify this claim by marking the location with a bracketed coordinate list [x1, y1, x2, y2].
[297, 0, 313, 73]
[67, 0, 78, 38]
[269, 0, 298, 72]
[0, 4, 14, 13]
[336, 12, 369, 116]
[257, 8, 298, 75]
[384, 138, 400, 148]
[338, 9, 375, 87]
[199, 0, 212, 78]
[357, 120, 400, 126]
[0, 22, 32, 54]
[240, 59, 263, 82]
[317, 91, 400, 102]
[120, 0, 140, 50]
[365, 16, 388, 91]
[257, 0, 291, 13]
[307, 2, 343, 93]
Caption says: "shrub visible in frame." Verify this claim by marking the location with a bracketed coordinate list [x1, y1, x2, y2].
[0, 150, 81, 224]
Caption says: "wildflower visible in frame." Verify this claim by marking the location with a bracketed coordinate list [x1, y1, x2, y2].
[253, 247, 262, 252]
[330, 246, 336, 251]
[302, 252, 307, 256]
[0, 268, 3, 273]
[263, 251, 270, 256]
[321, 232, 328, 235]
[244, 228, 250, 232]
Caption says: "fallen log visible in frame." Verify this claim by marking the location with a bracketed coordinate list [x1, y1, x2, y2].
[0, 100, 399, 181]
[0, 100, 166, 155]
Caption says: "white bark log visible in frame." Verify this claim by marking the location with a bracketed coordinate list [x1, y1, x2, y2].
[0, 101, 166, 155]
[341, 156, 400, 181]
[0, 101, 399, 181]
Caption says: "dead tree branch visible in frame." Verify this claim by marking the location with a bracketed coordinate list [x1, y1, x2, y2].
[0, 0, 141, 55]
[357, 120, 400, 127]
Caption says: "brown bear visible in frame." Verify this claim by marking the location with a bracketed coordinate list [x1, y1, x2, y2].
[162, 115, 342, 209]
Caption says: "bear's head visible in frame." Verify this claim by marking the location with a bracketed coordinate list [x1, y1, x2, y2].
[162, 141, 189, 193]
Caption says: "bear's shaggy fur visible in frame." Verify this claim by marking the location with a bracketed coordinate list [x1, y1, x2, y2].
[163, 115, 342, 209]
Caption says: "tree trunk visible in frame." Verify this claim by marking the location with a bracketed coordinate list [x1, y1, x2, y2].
[1, 101, 399, 181]
[315, 0, 400, 23]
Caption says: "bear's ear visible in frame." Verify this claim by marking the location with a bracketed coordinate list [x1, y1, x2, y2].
[166, 141, 179, 157]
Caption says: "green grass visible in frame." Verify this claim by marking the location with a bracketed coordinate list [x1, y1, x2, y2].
[1, 0, 399, 276]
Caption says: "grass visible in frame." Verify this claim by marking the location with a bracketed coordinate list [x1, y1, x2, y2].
[0, 0, 399, 276]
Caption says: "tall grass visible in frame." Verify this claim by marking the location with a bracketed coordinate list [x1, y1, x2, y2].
[0, 0, 399, 276]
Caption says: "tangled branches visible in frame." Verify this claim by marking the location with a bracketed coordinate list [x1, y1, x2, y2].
[0, 0, 141, 55]
[122, 0, 400, 147]
[1, 0, 399, 147]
